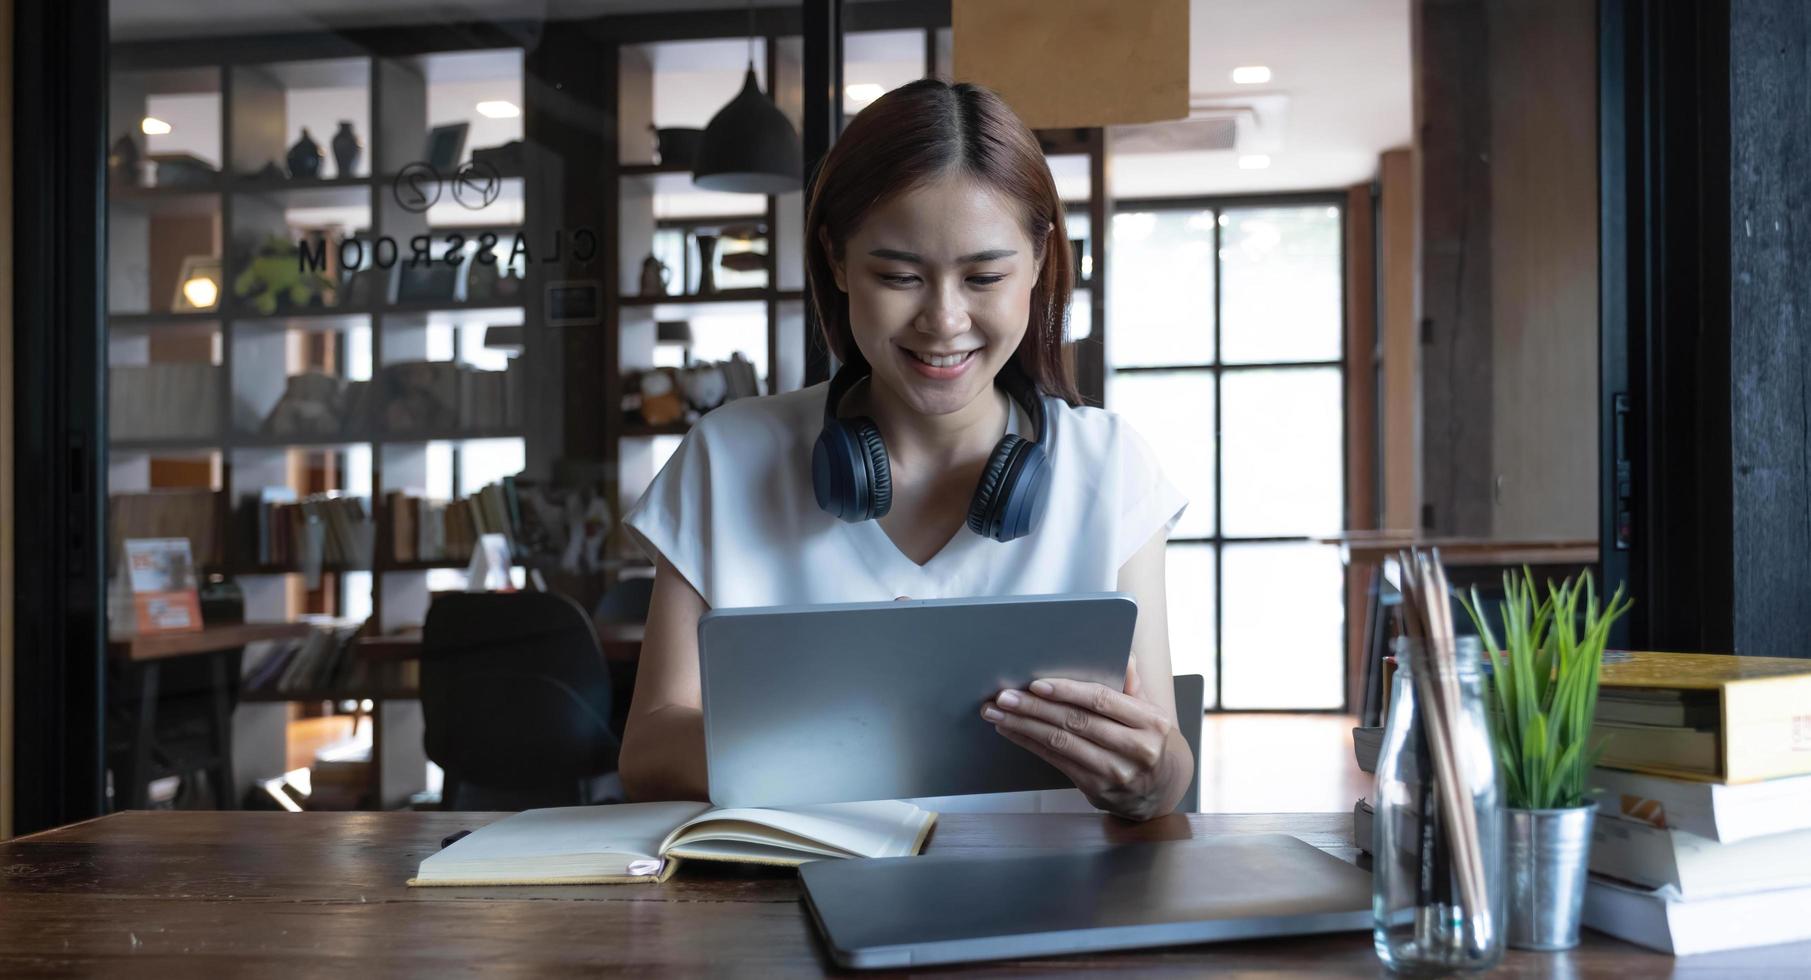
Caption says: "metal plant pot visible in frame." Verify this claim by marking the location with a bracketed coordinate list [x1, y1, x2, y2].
[1505, 806, 1595, 950]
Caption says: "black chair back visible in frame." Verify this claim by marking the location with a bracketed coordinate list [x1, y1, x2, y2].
[421, 592, 621, 809]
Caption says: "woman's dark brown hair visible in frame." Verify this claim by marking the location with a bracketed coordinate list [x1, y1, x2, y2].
[804, 79, 1081, 406]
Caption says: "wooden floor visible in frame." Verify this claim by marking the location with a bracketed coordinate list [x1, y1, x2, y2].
[286, 711, 1367, 813]
[1195, 713, 1369, 813]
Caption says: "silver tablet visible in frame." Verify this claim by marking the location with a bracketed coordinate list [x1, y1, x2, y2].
[698, 592, 1136, 808]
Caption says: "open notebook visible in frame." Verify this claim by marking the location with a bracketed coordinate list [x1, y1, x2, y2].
[410, 799, 937, 886]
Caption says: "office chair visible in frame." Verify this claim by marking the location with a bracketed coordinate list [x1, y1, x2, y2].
[593, 574, 655, 623]
[592, 575, 656, 736]
[1172, 673, 1205, 814]
[420, 591, 623, 810]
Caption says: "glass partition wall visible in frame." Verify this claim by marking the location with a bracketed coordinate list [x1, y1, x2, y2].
[93, 0, 1355, 818]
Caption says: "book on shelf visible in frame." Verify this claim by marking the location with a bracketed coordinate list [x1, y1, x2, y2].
[1587, 767, 1811, 844]
[410, 800, 936, 886]
[243, 619, 367, 696]
[385, 480, 518, 566]
[238, 490, 372, 572]
[258, 360, 522, 438]
[1593, 651, 1811, 782]
[1581, 875, 1811, 956]
[1590, 812, 1811, 899]
[109, 363, 222, 441]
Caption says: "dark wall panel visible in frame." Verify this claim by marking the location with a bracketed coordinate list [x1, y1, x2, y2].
[1729, 0, 1811, 658]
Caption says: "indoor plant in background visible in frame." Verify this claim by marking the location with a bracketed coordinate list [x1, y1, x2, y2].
[1462, 570, 1631, 951]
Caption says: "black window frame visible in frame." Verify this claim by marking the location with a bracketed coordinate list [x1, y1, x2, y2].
[1107, 190, 1350, 713]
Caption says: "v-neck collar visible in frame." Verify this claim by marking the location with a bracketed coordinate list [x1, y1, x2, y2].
[839, 397, 1030, 589]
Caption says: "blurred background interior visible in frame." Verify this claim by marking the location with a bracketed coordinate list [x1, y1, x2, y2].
[11, 0, 1747, 835]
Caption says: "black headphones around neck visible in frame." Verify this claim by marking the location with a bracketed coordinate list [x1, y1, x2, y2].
[810, 361, 1052, 542]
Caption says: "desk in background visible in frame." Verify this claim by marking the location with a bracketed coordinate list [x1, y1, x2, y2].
[1319, 533, 1600, 715]
[2, 810, 1789, 975]
[107, 622, 315, 809]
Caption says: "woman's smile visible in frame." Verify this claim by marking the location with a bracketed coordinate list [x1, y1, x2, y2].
[899, 343, 982, 380]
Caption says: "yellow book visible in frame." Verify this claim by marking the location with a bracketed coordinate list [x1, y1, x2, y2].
[408, 800, 936, 886]
[1595, 651, 1811, 784]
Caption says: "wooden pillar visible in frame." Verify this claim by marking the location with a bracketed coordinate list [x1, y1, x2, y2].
[1412, 0, 1493, 537]
[1378, 149, 1418, 533]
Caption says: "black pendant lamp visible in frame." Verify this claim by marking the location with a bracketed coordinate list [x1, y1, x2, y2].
[693, 2, 802, 194]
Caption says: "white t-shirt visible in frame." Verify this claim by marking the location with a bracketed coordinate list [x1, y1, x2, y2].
[622, 381, 1188, 812]
[624, 382, 1187, 608]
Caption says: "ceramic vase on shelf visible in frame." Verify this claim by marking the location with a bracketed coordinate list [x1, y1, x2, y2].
[287, 128, 323, 180]
[694, 233, 719, 294]
[331, 122, 362, 179]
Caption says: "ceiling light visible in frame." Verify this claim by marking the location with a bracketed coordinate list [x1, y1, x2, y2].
[845, 83, 885, 106]
[1238, 154, 1271, 170]
[141, 117, 172, 135]
[693, 0, 802, 194]
[1231, 66, 1272, 85]
[476, 101, 520, 119]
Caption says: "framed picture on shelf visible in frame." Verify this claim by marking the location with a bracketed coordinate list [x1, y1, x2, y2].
[424, 122, 470, 172]
[171, 255, 223, 312]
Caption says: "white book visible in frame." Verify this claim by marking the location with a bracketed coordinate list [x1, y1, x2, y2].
[1589, 767, 1811, 843]
[1591, 814, 1811, 898]
[1582, 875, 1811, 955]
[410, 799, 936, 886]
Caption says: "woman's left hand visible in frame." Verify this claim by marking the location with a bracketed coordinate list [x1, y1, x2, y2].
[982, 659, 1178, 821]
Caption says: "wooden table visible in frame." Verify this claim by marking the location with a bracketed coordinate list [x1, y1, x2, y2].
[1319, 532, 1600, 569]
[4, 810, 1794, 976]
[106, 622, 317, 809]
[1320, 534, 1600, 717]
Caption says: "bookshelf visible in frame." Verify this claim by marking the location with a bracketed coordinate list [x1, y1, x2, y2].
[608, 34, 813, 514]
[106, 48, 532, 671]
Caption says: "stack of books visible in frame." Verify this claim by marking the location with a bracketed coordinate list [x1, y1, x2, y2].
[1579, 651, 1811, 955]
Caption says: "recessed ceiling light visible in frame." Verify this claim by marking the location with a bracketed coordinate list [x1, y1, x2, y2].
[845, 83, 886, 106]
[1238, 154, 1271, 170]
[141, 117, 172, 135]
[1231, 66, 1272, 85]
[476, 100, 520, 119]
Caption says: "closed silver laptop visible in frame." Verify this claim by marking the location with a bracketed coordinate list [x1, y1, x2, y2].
[800, 834, 1375, 969]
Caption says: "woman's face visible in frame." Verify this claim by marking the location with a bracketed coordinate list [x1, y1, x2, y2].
[827, 173, 1044, 420]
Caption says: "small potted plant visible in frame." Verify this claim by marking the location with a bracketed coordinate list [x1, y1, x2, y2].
[1462, 569, 1631, 951]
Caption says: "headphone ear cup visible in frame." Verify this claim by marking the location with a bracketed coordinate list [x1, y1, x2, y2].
[966, 435, 1024, 539]
[852, 418, 892, 518]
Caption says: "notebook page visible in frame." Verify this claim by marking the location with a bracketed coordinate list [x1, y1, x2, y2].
[420, 801, 712, 879]
[662, 800, 933, 859]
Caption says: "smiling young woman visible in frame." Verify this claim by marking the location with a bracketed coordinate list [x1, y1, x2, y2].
[619, 80, 1193, 820]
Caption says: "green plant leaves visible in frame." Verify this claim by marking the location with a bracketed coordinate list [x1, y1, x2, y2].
[1459, 568, 1632, 809]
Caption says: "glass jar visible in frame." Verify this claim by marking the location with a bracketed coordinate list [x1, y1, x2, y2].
[1372, 637, 1505, 974]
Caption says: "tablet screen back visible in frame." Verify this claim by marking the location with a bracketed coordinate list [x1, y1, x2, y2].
[698, 593, 1136, 808]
